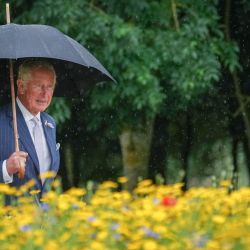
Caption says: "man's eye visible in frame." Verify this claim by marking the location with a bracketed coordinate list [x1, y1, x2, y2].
[33, 85, 54, 91]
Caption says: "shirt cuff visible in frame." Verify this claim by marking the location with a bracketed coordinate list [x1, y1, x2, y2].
[2, 160, 13, 184]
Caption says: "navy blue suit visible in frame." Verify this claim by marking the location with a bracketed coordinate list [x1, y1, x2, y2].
[0, 103, 60, 203]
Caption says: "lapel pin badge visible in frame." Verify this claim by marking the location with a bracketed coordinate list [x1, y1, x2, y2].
[45, 120, 55, 129]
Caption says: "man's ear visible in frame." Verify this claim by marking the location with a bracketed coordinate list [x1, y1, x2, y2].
[17, 79, 25, 95]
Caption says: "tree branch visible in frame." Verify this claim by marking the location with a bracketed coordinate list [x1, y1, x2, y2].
[171, 0, 180, 32]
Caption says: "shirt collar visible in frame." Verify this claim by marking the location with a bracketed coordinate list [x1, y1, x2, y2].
[16, 97, 41, 122]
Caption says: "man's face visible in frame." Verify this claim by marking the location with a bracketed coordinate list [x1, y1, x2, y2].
[17, 67, 55, 115]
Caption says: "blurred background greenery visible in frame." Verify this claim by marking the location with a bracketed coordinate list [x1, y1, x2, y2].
[1, 0, 250, 191]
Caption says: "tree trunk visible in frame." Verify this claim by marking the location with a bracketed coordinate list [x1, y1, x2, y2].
[232, 138, 239, 190]
[243, 137, 250, 185]
[119, 120, 154, 191]
[227, 93, 243, 189]
[224, 0, 250, 146]
[224, 0, 250, 187]
[61, 142, 74, 190]
[181, 112, 193, 191]
[148, 115, 168, 182]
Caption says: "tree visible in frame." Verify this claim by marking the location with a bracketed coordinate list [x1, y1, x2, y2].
[7, 0, 246, 190]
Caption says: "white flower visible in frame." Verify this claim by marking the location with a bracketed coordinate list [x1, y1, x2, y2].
[45, 120, 54, 129]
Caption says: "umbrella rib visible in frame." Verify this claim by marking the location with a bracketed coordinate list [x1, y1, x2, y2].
[36, 31, 54, 58]
[14, 24, 18, 59]
[64, 35, 114, 78]
[64, 35, 91, 67]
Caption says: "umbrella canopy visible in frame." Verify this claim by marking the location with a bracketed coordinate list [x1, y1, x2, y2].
[0, 23, 115, 101]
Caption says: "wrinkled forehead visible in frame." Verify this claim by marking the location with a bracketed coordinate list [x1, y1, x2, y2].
[29, 67, 56, 85]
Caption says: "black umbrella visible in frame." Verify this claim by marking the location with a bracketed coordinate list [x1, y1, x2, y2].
[0, 23, 115, 98]
[0, 5, 115, 178]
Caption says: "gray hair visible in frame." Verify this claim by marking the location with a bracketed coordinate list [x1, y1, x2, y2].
[18, 60, 56, 87]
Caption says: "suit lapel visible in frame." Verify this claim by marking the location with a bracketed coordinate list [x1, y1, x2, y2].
[8, 105, 40, 173]
[40, 114, 55, 171]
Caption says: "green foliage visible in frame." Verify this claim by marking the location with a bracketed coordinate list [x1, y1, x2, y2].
[240, 0, 250, 11]
[16, 0, 165, 130]
[46, 98, 71, 126]
[11, 0, 240, 130]
[154, 0, 239, 102]
[219, 41, 241, 73]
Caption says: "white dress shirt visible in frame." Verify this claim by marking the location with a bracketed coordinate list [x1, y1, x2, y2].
[2, 98, 51, 183]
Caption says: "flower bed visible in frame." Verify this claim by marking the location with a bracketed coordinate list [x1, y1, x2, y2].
[0, 178, 250, 250]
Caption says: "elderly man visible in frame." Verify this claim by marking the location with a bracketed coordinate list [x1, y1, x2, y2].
[0, 60, 60, 204]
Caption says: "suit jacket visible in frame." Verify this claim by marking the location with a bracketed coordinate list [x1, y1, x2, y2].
[0, 103, 60, 203]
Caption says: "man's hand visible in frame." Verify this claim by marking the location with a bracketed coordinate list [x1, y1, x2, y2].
[6, 151, 28, 175]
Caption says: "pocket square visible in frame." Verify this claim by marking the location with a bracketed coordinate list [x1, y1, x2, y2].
[56, 143, 60, 151]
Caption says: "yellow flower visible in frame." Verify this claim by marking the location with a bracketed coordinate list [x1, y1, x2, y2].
[137, 179, 153, 187]
[99, 181, 118, 189]
[246, 216, 250, 225]
[66, 187, 86, 197]
[142, 240, 158, 250]
[24, 179, 36, 189]
[118, 225, 131, 237]
[90, 241, 103, 250]
[219, 179, 232, 188]
[127, 241, 143, 250]
[45, 240, 59, 250]
[57, 200, 70, 211]
[18, 196, 33, 204]
[32, 229, 44, 246]
[152, 210, 166, 221]
[97, 231, 108, 240]
[39, 171, 56, 179]
[60, 232, 71, 242]
[153, 225, 167, 234]
[212, 215, 226, 224]
[29, 189, 41, 195]
[0, 184, 16, 195]
[91, 219, 103, 228]
[40, 190, 57, 202]
[52, 179, 61, 188]
[118, 176, 128, 183]
[206, 240, 220, 249]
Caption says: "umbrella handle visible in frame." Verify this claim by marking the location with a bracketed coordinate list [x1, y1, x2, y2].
[18, 160, 25, 179]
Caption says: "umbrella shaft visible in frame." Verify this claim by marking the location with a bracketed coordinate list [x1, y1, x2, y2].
[9, 60, 19, 152]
